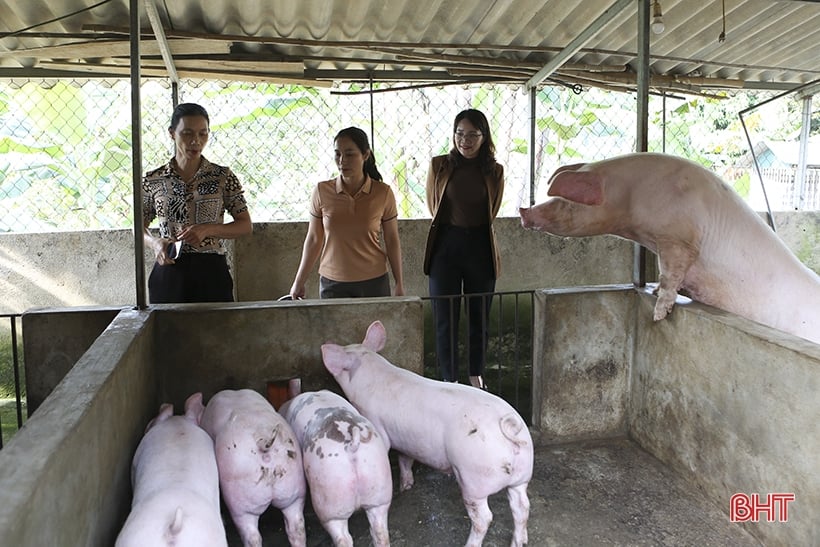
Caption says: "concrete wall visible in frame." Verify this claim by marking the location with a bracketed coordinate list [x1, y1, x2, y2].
[531, 285, 635, 441]
[22, 306, 123, 412]
[628, 289, 820, 547]
[0, 216, 651, 314]
[23, 298, 424, 415]
[533, 286, 820, 546]
[4, 212, 818, 315]
[3, 298, 424, 546]
[0, 308, 156, 547]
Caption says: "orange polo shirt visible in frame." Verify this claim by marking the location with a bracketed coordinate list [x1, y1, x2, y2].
[310, 175, 398, 283]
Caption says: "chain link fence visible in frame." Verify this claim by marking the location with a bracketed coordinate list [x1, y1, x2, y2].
[1, 79, 818, 233]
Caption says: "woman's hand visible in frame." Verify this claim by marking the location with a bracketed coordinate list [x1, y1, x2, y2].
[393, 281, 405, 297]
[177, 223, 209, 247]
[143, 225, 176, 266]
[290, 282, 306, 300]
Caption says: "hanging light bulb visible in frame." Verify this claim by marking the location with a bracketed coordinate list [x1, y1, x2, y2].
[651, 0, 665, 34]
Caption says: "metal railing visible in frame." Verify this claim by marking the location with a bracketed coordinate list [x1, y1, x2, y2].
[421, 290, 535, 423]
[0, 313, 25, 449]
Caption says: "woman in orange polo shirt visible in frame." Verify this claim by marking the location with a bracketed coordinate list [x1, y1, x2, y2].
[289, 127, 405, 299]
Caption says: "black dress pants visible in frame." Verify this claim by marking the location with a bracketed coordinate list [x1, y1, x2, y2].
[428, 224, 495, 382]
[148, 253, 234, 304]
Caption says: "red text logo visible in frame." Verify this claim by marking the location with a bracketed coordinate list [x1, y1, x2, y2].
[730, 493, 794, 523]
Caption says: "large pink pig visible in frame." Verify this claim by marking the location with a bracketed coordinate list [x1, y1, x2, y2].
[321, 320, 533, 547]
[519, 152, 820, 346]
[279, 389, 392, 547]
[191, 389, 307, 547]
[116, 400, 227, 547]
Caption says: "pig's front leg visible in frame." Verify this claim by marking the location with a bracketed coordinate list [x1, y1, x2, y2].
[653, 241, 698, 321]
[398, 453, 415, 491]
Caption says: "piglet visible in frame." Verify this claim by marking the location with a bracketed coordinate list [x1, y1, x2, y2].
[191, 389, 307, 547]
[280, 389, 392, 547]
[116, 399, 227, 547]
[519, 152, 820, 345]
[322, 321, 533, 547]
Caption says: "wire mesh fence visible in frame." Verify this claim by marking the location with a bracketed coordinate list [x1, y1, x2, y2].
[1, 78, 818, 233]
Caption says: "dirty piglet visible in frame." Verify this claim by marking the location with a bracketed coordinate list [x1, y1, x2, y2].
[116, 400, 227, 547]
[190, 389, 307, 547]
[280, 389, 392, 547]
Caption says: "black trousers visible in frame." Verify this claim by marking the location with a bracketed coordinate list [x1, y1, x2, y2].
[148, 253, 234, 304]
[428, 224, 495, 382]
[319, 273, 391, 299]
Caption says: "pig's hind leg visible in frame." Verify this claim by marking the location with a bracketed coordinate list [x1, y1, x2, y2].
[507, 483, 530, 547]
[280, 499, 307, 547]
[462, 495, 492, 547]
[364, 503, 391, 547]
[228, 511, 262, 547]
[320, 518, 353, 547]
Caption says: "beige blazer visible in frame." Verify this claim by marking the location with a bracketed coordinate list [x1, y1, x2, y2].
[423, 154, 505, 277]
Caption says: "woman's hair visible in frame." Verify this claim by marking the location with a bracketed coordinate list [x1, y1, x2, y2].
[169, 103, 210, 131]
[448, 108, 497, 173]
[335, 126, 383, 181]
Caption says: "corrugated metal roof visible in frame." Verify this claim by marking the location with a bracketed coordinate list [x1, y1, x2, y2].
[1, 0, 819, 94]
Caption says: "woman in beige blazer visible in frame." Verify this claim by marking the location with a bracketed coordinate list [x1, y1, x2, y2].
[423, 109, 504, 389]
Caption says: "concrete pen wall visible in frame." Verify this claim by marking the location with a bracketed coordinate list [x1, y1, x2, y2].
[532, 285, 820, 547]
[3, 212, 817, 316]
[3, 298, 424, 546]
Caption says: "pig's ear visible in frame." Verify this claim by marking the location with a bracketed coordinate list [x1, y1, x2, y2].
[363, 320, 387, 352]
[548, 171, 604, 205]
[146, 403, 174, 432]
[183, 392, 205, 425]
[322, 343, 357, 375]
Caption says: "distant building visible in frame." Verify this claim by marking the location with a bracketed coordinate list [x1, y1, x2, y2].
[735, 139, 820, 211]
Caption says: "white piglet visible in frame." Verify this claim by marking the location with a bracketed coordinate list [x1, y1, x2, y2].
[116, 400, 227, 547]
[280, 389, 392, 547]
[191, 389, 307, 547]
[321, 320, 533, 547]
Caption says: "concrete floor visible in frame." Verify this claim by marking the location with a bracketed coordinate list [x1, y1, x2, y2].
[228, 438, 760, 546]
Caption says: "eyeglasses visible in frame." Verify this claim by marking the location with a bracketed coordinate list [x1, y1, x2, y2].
[454, 131, 483, 141]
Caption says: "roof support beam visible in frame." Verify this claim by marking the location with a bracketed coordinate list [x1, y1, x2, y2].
[143, 0, 179, 84]
[525, 0, 634, 90]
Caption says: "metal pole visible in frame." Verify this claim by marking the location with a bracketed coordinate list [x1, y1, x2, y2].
[529, 86, 537, 206]
[369, 73, 375, 147]
[130, 0, 146, 309]
[739, 113, 776, 231]
[794, 95, 812, 210]
[661, 91, 667, 153]
[633, 0, 651, 287]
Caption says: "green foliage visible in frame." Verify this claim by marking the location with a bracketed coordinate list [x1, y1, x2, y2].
[1, 80, 814, 232]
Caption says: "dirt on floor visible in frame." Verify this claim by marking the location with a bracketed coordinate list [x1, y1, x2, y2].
[226, 437, 760, 546]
